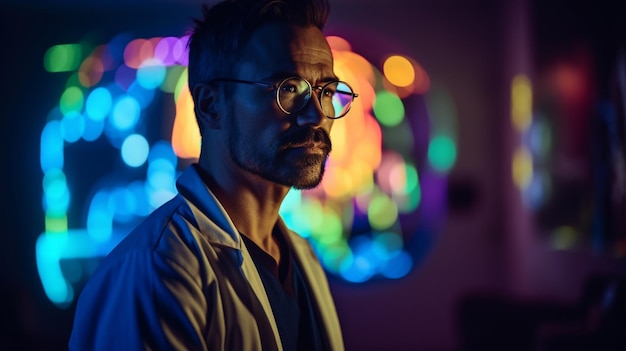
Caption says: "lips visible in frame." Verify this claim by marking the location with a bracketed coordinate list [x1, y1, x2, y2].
[288, 142, 330, 155]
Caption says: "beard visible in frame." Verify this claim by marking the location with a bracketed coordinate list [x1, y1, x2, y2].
[228, 124, 332, 189]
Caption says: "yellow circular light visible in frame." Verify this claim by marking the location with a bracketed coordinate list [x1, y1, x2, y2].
[383, 55, 415, 88]
[512, 146, 533, 190]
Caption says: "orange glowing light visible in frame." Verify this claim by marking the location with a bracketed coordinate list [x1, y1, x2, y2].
[322, 166, 354, 199]
[300, 38, 381, 200]
[382, 56, 430, 97]
[326, 36, 352, 52]
[172, 83, 201, 159]
[78, 56, 104, 87]
[383, 55, 415, 88]
[170, 36, 383, 196]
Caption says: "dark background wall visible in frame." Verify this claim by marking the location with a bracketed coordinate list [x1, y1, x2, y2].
[1, 0, 624, 350]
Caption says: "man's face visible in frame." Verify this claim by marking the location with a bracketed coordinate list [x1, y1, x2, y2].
[223, 23, 336, 189]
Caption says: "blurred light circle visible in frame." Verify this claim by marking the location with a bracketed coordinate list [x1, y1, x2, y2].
[111, 95, 140, 130]
[383, 55, 415, 88]
[85, 87, 112, 121]
[373, 91, 405, 127]
[60, 86, 84, 115]
[60, 111, 85, 143]
[137, 59, 166, 89]
[121, 134, 149, 167]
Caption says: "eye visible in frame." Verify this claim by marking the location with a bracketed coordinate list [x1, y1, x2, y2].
[280, 84, 298, 93]
[322, 84, 337, 98]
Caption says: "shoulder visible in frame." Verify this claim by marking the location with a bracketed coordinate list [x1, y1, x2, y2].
[86, 194, 208, 291]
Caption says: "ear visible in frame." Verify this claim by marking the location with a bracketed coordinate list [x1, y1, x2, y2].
[193, 83, 222, 129]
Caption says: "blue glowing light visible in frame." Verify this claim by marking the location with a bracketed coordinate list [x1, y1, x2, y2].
[42, 169, 70, 216]
[109, 186, 137, 222]
[40, 120, 64, 172]
[127, 180, 152, 216]
[111, 95, 141, 130]
[87, 190, 113, 242]
[146, 152, 178, 209]
[60, 111, 85, 142]
[380, 250, 413, 279]
[82, 115, 105, 141]
[85, 87, 112, 121]
[121, 134, 149, 167]
[339, 236, 378, 283]
[127, 82, 156, 109]
[149, 140, 178, 165]
[340, 254, 375, 283]
[37, 32, 450, 308]
[36, 230, 123, 307]
[137, 60, 167, 89]
[147, 158, 176, 190]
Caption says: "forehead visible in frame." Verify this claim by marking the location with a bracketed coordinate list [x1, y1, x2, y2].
[237, 22, 335, 80]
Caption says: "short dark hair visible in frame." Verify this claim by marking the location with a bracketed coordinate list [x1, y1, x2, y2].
[187, 0, 330, 92]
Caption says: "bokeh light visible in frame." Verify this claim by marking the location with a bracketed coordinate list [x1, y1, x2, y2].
[512, 74, 532, 132]
[383, 55, 415, 88]
[37, 33, 454, 307]
[373, 91, 405, 127]
[60, 86, 84, 115]
[44, 44, 83, 73]
[121, 134, 150, 167]
[110, 95, 141, 130]
[428, 136, 457, 173]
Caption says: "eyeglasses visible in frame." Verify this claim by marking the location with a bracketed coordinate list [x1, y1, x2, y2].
[210, 76, 359, 119]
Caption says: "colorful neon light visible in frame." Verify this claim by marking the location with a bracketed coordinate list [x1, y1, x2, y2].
[38, 34, 455, 307]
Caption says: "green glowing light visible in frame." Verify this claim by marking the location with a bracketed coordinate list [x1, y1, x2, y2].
[368, 193, 398, 230]
[316, 212, 343, 245]
[174, 67, 188, 101]
[404, 163, 419, 194]
[45, 214, 68, 233]
[161, 66, 186, 93]
[44, 44, 83, 73]
[373, 91, 405, 127]
[394, 165, 421, 212]
[321, 244, 352, 274]
[37, 33, 442, 307]
[428, 135, 456, 173]
[60, 87, 84, 115]
[303, 200, 324, 231]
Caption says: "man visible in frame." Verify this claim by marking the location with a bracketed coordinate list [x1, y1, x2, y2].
[69, 0, 358, 350]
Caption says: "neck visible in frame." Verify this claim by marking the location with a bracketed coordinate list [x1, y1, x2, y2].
[195, 162, 289, 260]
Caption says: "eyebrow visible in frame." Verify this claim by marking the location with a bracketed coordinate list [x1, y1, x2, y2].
[319, 75, 341, 83]
[264, 72, 340, 84]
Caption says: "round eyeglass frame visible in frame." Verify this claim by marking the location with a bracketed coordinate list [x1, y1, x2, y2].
[209, 76, 359, 119]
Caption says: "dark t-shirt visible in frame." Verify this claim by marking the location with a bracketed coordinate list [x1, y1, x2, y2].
[242, 232, 324, 351]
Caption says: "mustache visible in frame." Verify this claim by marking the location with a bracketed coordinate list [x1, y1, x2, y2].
[279, 127, 332, 152]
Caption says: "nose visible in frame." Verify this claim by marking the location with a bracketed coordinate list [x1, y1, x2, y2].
[295, 90, 329, 128]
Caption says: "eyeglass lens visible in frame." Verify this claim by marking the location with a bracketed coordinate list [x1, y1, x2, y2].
[277, 77, 354, 118]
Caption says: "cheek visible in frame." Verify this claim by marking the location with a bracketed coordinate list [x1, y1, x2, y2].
[227, 93, 291, 143]
[326, 119, 335, 133]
